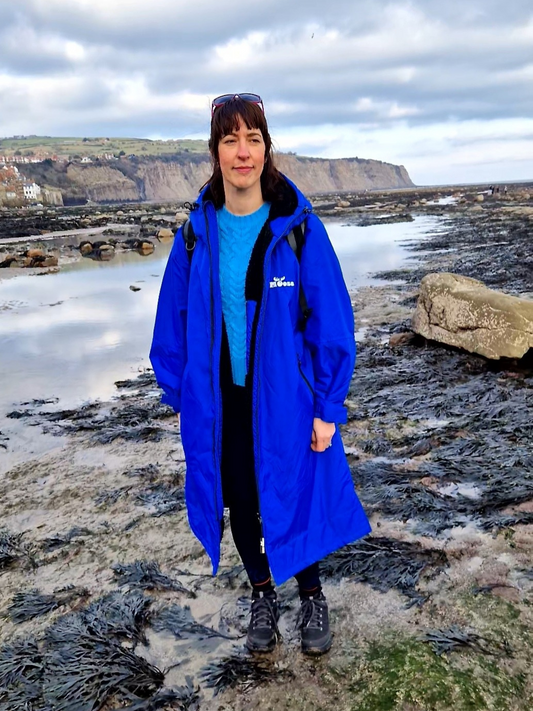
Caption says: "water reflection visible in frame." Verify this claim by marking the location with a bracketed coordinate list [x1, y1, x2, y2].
[0, 246, 172, 411]
[327, 216, 440, 288]
[0, 215, 441, 472]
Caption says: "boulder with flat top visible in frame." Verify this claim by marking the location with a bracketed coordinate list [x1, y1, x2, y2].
[412, 272, 533, 359]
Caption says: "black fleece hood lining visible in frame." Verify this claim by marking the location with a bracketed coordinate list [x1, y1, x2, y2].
[200, 174, 300, 220]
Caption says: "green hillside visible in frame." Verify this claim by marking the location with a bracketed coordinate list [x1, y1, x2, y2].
[0, 136, 209, 158]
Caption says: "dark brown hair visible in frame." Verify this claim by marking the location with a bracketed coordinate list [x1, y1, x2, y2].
[205, 97, 284, 208]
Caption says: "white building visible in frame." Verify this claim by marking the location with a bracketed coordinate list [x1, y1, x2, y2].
[23, 182, 42, 201]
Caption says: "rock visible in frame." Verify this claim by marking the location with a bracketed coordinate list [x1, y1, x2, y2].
[157, 228, 174, 240]
[174, 211, 189, 224]
[0, 255, 16, 268]
[471, 205, 483, 212]
[23, 257, 33, 267]
[27, 248, 45, 259]
[79, 241, 93, 256]
[129, 285, 141, 292]
[476, 194, 484, 202]
[138, 241, 155, 254]
[389, 331, 416, 347]
[96, 244, 115, 262]
[412, 273, 533, 359]
[501, 206, 533, 217]
[336, 200, 350, 208]
[41, 256, 59, 267]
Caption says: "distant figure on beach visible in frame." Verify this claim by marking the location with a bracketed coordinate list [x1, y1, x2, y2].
[150, 93, 370, 656]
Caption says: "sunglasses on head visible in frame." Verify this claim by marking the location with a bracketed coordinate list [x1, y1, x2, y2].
[211, 93, 264, 117]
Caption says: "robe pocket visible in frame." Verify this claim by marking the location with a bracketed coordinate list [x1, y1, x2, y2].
[297, 354, 315, 399]
[246, 300, 257, 374]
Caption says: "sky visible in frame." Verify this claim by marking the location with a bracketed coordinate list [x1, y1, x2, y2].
[1, 0, 532, 185]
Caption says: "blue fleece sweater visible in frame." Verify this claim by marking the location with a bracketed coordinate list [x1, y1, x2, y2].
[217, 202, 270, 386]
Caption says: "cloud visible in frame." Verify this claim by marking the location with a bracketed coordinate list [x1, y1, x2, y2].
[1, 0, 532, 182]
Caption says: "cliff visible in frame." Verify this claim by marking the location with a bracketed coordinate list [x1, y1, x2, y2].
[19, 153, 414, 205]
[276, 155, 413, 194]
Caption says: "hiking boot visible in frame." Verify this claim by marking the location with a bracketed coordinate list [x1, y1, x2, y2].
[246, 590, 280, 652]
[296, 591, 332, 655]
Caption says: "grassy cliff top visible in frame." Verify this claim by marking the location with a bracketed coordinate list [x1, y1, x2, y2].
[0, 136, 209, 158]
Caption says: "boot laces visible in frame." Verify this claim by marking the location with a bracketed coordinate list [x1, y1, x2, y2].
[296, 596, 326, 631]
[251, 595, 278, 631]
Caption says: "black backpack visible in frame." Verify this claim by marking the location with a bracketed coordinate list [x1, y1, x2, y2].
[182, 219, 311, 330]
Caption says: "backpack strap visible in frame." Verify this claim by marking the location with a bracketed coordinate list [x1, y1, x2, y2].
[182, 219, 197, 263]
[183, 216, 311, 329]
[287, 221, 312, 331]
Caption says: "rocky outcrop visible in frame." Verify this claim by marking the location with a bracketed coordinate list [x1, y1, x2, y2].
[41, 187, 64, 206]
[0, 248, 58, 269]
[137, 160, 212, 202]
[412, 273, 533, 359]
[66, 164, 139, 203]
[276, 155, 413, 193]
[20, 153, 414, 205]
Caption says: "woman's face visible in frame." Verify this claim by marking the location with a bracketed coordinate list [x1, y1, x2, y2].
[217, 116, 266, 195]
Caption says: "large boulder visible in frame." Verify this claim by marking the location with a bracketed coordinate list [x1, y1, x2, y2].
[412, 273, 533, 359]
[157, 227, 174, 240]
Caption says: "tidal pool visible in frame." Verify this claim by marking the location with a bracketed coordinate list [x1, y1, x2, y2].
[0, 215, 442, 472]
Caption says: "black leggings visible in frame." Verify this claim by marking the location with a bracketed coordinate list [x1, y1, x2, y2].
[221, 380, 321, 593]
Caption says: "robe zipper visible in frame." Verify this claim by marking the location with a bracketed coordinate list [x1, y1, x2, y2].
[297, 355, 314, 396]
[253, 209, 310, 558]
[205, 208, 223, 536]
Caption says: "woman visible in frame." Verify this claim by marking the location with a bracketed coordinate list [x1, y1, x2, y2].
[150, 93, 370, 655]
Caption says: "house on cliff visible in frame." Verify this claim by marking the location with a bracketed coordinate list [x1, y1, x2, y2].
[0, 164, 43, 205]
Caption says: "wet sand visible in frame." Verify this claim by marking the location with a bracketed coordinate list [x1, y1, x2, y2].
[0, 188, 532, 710]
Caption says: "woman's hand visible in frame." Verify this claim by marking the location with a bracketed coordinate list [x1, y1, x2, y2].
[311, 417, 335, 452]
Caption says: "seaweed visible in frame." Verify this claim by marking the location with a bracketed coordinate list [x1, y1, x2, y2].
[0, 589, 163, 710]
[0, 636, 45, 711]
[7, 586, 89, 624]
[321, 536, 448, 605]
[112, 561, 193, 596]
[29, 399, 173, 444]
[40, 526, 93, 552]
[80, 590, 152, 645]
[115, 371, 158, 391]
[94, 486, 131, 507]
[150, 604, 236, 640]
[5, 410, 33, 419]
[134, 483, 185, 517]
[125, 464, 160, 481]
[200, 650, 294, 695]
[42, 614, 164, 711]
[347, 332, 533, 536]
[121, 682, 200, 710]
[420, 625, 512, 657]
[0, 529, 30, 571]
[372, 213, 533, 294]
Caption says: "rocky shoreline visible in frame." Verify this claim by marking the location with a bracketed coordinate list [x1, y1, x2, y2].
[0, 189, 532, 710]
